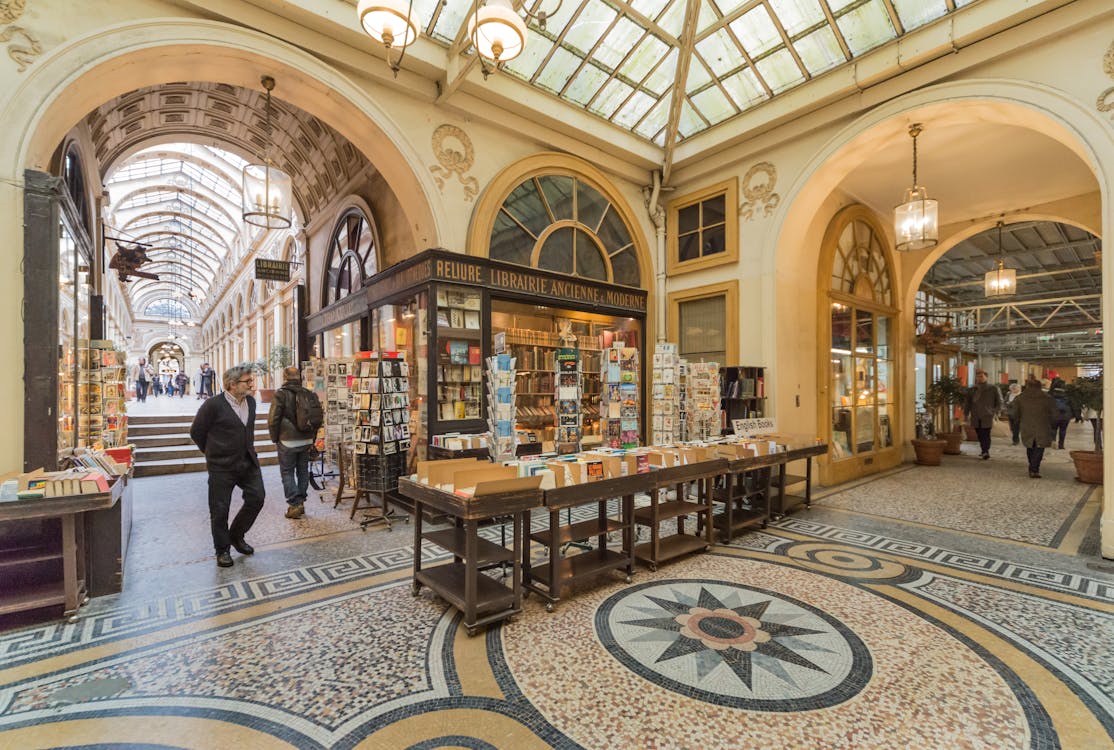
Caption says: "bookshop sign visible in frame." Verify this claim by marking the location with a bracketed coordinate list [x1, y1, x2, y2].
[254, 259, 291, 282]
[364, 252, 647, 314]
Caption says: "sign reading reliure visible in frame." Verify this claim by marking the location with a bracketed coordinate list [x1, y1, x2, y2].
[363, 251, 648, 315]
[254, 259, 291, 282]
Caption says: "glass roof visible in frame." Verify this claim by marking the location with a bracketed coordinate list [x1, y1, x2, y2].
[412, 0, 977, 145]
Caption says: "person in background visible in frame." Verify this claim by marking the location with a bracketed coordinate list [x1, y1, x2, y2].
[151, 371, 163, 397]
[1010, 376, 1055, 478]
[1048, 378, 1072, 449]
[166, 374, 176, 397]
[175, 370, 189, 398]
[197, 363, 215, 399]
[132, 357, 152, 402]
[189, 364, 265, 568]
[964, 368, 1003, 460]
[1005, 382, 1022, 445]
[268, 366, 322, 520]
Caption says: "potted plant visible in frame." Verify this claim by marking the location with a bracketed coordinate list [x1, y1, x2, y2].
[925, 376, 967, 455]
[911, 397, 947, 465]
[1066, 374, 1103, 484]
[247, 344, 293, 404]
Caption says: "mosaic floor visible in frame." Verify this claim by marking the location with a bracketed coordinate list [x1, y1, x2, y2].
[0, 422, 1110, 749]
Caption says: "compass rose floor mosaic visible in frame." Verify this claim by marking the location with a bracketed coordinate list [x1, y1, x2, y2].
[0, 434, 1111, 749]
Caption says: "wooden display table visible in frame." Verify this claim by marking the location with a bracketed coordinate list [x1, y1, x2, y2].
[712, 451, 784, 542]
[771, 440, 827, 519]
[427, 445, 490, 461]
[0, 477, 130, 624]
[526, 473, 640, 612]
[633, 458, 725, 570]
[397, 477, 542, 636]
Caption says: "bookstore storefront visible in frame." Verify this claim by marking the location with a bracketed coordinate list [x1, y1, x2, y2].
[306, 249, 647, 461]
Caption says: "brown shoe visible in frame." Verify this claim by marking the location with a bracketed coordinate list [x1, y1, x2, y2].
[285, 504, 305, 519]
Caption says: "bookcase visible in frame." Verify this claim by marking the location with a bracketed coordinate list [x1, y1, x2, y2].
[720, 365, 766, 430]
[434, 286, 483, 429]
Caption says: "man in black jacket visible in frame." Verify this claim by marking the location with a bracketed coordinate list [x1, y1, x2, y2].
[268, 366, 319, 519]
[190, 364, 266, 567]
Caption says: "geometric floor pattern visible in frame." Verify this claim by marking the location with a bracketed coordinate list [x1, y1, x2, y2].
[0, 421, 1110, 749]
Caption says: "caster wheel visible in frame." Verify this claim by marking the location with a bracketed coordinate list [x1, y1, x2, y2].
[522, 590, 530, 599]
[466, 627, 477, 637]
[411, 583, 421, 597]
[703, 545, 710, 552]
[66, 616, 79, 624]
[545, 603, 555, 613]
[624, 575, 632, 584]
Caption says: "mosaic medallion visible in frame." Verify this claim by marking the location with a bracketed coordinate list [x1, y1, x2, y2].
[595, 579, 870, 710]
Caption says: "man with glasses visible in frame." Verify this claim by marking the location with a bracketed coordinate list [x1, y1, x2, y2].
[190, 364, 266, 567]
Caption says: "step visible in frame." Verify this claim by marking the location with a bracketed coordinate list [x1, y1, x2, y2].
[128, 414, 195, 426]
[128, 419, 267, 436]
[129, 429, 270, 447]
[134, 451, 279, 477]
[134, 441, 274, 462]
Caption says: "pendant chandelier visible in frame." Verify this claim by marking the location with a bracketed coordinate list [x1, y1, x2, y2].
[470, 0, 528, 79]
[984, 221, 1017, 298]
[356, 0, 418, 77]
[893, 123, 939, 252]
[242, 75, 293, 230]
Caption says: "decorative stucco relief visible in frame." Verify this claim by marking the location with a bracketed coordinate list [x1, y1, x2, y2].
[738, 161, 780, 220]
[429, 124, 479, 201]
[0, 0, 41, 73]
[1097, 41, 1114, 117]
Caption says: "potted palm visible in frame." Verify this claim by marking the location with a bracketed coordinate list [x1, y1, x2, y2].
[926, 376, 967, 455]
[911, 396, 947, 465]
[247, 344, 293, 404]
[1066, 374, 1103, 484]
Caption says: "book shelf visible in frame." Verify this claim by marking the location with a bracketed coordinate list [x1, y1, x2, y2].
[435, 286, 482, 428]
[61, 341, 128, 455]
[720, 365, 767, 430]
[600, 343, 640, 449]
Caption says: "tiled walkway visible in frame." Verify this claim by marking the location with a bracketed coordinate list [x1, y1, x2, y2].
[0, 422, 1109, 749]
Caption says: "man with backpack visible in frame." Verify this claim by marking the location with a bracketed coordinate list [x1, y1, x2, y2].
[268, 366, 323, 519]
[1048, 377, 1073, 449]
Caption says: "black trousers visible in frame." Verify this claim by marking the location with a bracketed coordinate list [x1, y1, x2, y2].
[975, 426, 991, 454]
[1053, 420, 1069, 449]
[136, 379, 148, 402]
[208, 459, 265, 553]
[1026, 442, 1045, 473]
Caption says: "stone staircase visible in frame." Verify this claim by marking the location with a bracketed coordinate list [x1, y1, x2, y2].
[129, 412, 278, 477]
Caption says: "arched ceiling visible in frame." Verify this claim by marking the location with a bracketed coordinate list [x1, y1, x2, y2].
[87, 81, 372, 220]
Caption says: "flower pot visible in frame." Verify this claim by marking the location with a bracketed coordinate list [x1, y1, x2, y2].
[938, 431, 964, 455]
[963, 425, 978, 442]
[258, 388, 275, 404]
[1069, 450, 1103, 484]
[911, 439, 947, 466]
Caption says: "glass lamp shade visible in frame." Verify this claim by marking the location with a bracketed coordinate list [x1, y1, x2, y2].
[469, 0, 527, 63]
[984, 261, 1017, 297]
[893, 186, 939, 251]
[242, 162, 293, 229]
[357, 0, 418, 48]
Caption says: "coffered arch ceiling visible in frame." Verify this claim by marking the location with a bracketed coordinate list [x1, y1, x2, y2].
[93, 81, 377, 324]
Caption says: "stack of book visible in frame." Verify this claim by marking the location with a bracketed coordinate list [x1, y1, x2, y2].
[17, 467, 111, 499]
[687, 361, 721, 440]
[486, 352, 517, 460]
[600, 343, 640, 449]
[650, 342, 684, 445]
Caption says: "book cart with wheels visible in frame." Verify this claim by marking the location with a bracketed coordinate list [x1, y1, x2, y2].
[632, 456, 725, 571]
[712, 446, 785, 542]
[769, 439, 827, 519]
[525, 473, 638, 612]
[398, 476, 542, 636]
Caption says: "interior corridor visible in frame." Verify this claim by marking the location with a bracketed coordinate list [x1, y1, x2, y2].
[0, 421, 1107, 749]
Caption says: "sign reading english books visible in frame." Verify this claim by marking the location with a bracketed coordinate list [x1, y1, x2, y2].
[254, 259, 291, 282]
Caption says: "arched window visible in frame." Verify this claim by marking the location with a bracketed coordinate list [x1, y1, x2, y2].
[489, 174, 641, 288]
[323, 207, 379, 305]
[822, 207, 898, 468]
[145, 298, 191, 319]
[62, 145, 90, 234]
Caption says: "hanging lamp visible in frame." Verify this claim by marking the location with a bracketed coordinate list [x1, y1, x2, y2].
[356, 0, 418, 77]
[470, 0, 528, 79]
[893, 123, 939, 252]
[242, 76, 293, 230]
[984, 221, 1017, 298]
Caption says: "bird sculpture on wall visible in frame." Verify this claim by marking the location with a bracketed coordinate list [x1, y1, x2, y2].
[108, 241, 160, 282]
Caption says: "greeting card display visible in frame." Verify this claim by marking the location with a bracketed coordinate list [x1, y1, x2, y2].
[687, 361, 721, 441]
[650, 342, 685, 445]
[555, 347, 581, 452]
[600, 344, 639, 449]
[348, 352, 410, 529]
[486, 352, 518, 460]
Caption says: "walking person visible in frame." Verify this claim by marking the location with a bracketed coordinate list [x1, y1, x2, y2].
[132, 357, 152, 402]
[964, 368, 1003, 460]
[268, 366, 323, 520]
[189, 364, 266, 567]
[1010, 377, 1055, 478]
[175, 370, 189, 398]
[1006, 382, 1022, 445]
[1048, 378, 1072, 449]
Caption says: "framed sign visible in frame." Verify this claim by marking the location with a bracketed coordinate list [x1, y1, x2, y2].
[732, 417, 776, 437]
[254, 258, 291, 282]
[494, 331, 506, 354]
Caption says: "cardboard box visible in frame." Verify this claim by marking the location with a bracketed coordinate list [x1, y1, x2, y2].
[418, 458, 485, 487]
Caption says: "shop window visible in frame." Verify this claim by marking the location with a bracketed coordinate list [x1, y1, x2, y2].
[667, 178, 738, 275]
[62, 145, 91, 236]
[324, 207, 379, 306]
[824, 211, 896, 461]
[667, 280, 738, 365]
[489, 174, 640, 288]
